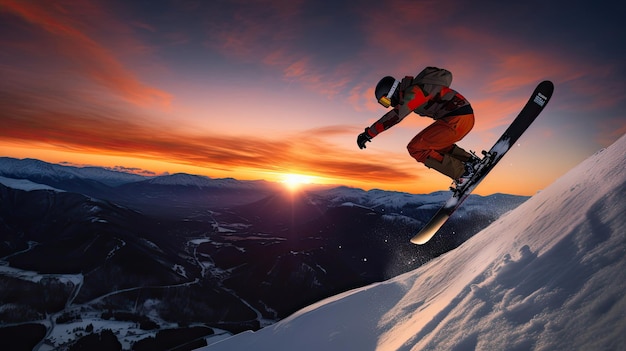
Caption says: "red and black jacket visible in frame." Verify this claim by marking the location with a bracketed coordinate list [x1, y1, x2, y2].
[366, 68, 473, 138]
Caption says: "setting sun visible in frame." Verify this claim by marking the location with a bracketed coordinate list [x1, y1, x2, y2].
[281, 173, 315, 190]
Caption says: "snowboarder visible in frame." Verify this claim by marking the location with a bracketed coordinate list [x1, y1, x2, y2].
[357, 67, 479, 186]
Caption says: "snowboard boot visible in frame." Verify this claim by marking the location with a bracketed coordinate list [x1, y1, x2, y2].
[446, 144, 473, 162]
[446, 145, 481, 187]
[423, 154, 466, 181]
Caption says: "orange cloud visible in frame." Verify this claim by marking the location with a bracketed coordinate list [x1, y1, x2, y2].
[1, 0, 171, 107]
[2, 0, 622, 197]
[0, 88, 414, 186]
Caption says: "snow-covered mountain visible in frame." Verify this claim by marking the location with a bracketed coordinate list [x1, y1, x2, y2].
[0, 157, 282, 213]
[316, 186, 451, 209]
[0, 156, 524, 223]
[142, 173, 269, 189]
[0, 157, 271, 190]
[0, 157, 146, 186]
[0, 176, 64, 192]
[199, 134, 626, 350]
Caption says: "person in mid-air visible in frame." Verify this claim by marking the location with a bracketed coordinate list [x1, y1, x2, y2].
[357, 66, 479, 187]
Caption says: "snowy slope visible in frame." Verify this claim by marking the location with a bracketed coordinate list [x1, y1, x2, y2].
[200, 133, 626, 351]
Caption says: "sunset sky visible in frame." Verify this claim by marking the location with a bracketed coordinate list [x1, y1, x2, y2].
[1, 0, 624, 195]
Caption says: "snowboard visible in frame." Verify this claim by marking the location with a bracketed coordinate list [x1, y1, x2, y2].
[410, 80, 554, 245]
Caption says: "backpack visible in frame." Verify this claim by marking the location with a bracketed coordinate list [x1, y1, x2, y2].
[414, 67, 452, 87]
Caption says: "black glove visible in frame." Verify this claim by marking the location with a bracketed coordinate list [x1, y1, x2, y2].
[357, 129, 372, 149]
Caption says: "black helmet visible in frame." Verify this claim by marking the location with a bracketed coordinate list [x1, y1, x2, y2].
[375, 76, 400, 108]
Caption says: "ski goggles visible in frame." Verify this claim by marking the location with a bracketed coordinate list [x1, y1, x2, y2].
[378, 79, 400, 108]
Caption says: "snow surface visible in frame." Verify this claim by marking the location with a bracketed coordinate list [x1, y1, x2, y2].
[199, 133, 626, 351]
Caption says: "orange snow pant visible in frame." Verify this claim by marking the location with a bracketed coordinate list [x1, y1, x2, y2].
[407, 113, 475, 163]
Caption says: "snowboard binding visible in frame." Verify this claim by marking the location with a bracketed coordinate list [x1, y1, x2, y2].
[450, 150, 497, 195]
